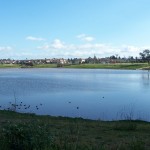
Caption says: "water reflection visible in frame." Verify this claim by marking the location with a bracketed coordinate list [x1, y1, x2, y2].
[141, 70, 150, 88]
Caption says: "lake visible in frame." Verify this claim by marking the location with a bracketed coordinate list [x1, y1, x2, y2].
[0, 68, 150, 121]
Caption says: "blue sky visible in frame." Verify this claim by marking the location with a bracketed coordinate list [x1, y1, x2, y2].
[0, 0, 150, 59]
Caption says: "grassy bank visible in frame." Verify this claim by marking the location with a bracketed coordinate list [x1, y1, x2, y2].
[0, 64, 21, 68]
[64, 63, 150, 70]
[33, 64, 57, 68]
[0, 110, 150, 150]
[0, 64, 57, 68]
[0, 63, 149, 70]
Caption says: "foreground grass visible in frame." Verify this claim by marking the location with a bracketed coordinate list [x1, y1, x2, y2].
[0, 110, 150, 150]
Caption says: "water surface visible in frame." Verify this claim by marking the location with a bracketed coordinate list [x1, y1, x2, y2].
[0, 68, 150, 121]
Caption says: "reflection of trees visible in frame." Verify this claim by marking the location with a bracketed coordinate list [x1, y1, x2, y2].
[142, 71, 150, 87]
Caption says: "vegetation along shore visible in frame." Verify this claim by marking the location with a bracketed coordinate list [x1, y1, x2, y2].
[0, 63, 150, 70]
[0, 110, 150, 150]
[0, 49, 150, 70]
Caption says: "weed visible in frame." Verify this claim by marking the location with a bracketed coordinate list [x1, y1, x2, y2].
[0, 120, 53, 150]
[113, 120, 137, 131]
[128, 138, 145, 150]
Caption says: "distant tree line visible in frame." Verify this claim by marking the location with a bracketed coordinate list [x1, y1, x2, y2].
[1, 49, 150, 65]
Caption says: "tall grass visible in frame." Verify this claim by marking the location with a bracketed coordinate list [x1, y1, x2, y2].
[0, 120, 53, 150]
[0, 110, 149, 150]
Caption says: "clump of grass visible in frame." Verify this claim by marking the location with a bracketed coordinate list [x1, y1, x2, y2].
[113, 120, 137, 131]
[128, 138, 145, 150]
[0, 120, 53, 150]
[104, 139, 145, 150]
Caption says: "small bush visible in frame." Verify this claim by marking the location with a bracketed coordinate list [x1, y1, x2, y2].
[0, 121, 53, 150]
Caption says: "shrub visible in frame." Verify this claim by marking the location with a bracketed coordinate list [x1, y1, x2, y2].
[0, 121, 53, 150]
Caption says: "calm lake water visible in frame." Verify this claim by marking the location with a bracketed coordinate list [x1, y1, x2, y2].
[0, 68, 150, 121]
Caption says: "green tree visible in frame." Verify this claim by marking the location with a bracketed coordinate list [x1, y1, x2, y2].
[139, 49, 150, 64]
[110, 55, 117, 59]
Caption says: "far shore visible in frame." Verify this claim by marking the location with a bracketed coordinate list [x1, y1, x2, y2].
[0, 63, 150, 70]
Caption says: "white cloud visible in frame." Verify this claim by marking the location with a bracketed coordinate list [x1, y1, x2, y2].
[38, 39, 107, 57]
[51, 39, 65, 49]
[37, 44, 50, 50]
[76, 34, 86, 39]
[0, 46, 12, 51]
[38, 39, 66, 50]
[2, 37, 148, 59]
[77, 34, 95, 42]
[37, 39, 148, 58]
[119, 45, 142, 57]
[26, 36, 46, 41]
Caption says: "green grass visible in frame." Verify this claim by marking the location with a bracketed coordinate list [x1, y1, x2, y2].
[64, 63, 149, 70]
[0, 64, 57, 68]
[0, 63, 149, 70]
[0, 110, 150, 149]
[0, 64, 21, 68]
[33, 64, 57, 68]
